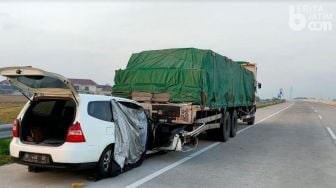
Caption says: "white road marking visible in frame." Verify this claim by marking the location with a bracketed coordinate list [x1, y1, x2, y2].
[125, 103, 294, 188]
[314, 110, 317, 113]
[326, 127, 336, 140]
[318, 115, 322, 119]
[125, 142, 220, 188]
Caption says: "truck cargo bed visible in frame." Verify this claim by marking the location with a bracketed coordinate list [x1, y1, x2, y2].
[112, 48, 255, 109]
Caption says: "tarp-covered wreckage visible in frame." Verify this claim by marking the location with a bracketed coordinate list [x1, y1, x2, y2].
[111, 100, 147, 169]
[112, 48, 255, 108]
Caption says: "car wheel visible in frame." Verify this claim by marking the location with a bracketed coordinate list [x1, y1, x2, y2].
[97, 146, 121, 178]
[219, 111, 231, 142]
[28, 165, 45, 173]
[230, 110, 238, 137]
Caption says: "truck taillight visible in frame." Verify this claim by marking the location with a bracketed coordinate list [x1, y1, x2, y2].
[12, 119, 20, 137]
[65, 122, 86, 143]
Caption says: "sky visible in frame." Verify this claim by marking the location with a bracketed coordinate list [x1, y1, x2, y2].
[0, 1, 335, 99]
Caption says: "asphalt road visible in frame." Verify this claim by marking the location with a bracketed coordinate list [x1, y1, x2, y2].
[1, 101, 336, 188]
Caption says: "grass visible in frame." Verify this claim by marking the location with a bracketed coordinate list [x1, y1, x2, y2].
[0, 104, 25, 124]
[0, 95, 27, 124]
[256, 99, 285, 109]
[0, 139, 12, 166]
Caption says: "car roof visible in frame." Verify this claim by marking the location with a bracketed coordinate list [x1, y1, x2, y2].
[78, 94, 140, 105]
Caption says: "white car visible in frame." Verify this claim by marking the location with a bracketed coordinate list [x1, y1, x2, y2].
[0, 66, 147, 178]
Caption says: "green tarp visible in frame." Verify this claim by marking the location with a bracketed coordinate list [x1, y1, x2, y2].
[112, 48, 255, 108]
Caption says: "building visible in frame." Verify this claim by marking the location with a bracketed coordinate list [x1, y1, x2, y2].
[97, 84, 112, 96]
[69, 79, 112, 95]
[69, 79, 98, 94]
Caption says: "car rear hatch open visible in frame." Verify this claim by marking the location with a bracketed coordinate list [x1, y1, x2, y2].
[0, 66, 78, 102]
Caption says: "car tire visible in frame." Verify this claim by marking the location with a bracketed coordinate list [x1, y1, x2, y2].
[219, 111, 231, 142]
[247, 116, 255, 125]
[97, 145, 121, 178]
[28, 165, 44, 173]
[230, 110, 238, 137]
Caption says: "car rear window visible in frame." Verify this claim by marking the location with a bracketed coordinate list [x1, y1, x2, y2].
[88, 101, 113, 122]
[16, 76, 68, 89]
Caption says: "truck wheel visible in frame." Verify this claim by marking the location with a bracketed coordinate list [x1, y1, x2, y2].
[230, 110, 238, 137]
[219, 112, 231, 142]
[97, 145, 121, 178]
[247, 117, 255, 125]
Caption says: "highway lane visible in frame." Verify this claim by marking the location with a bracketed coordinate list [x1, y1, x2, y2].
[2, 101, 335, 188]
[308, 102, 336, 144]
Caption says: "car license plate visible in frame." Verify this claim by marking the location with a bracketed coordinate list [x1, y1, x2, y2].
[22, 152, 50, 164]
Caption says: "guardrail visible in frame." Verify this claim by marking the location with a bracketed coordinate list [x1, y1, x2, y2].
[0, 124, 12, 139]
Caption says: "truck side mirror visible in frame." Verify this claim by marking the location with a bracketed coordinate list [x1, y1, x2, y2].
[258, 83, 262, 89]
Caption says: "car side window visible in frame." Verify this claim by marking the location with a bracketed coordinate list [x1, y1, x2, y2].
[119, 101, 142, 110]
[88, 101, 113, 122]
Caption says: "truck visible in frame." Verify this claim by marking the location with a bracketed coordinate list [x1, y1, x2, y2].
[112, 48, 260, 152]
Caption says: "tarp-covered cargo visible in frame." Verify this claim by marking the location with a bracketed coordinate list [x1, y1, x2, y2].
[111, 100, 147, 169]
[112, 48, 255, 108]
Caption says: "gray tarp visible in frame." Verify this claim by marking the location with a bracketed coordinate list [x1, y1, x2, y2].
[111, 100, 147, 169]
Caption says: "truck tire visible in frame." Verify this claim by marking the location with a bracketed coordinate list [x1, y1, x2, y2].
[230, 110, 238, 137]
[219, 111, 231, 142]
[247, 116, 255, 125]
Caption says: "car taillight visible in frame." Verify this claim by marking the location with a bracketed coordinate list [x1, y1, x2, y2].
[13, 119, 19, 137]
[65, 122, 86, 143]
